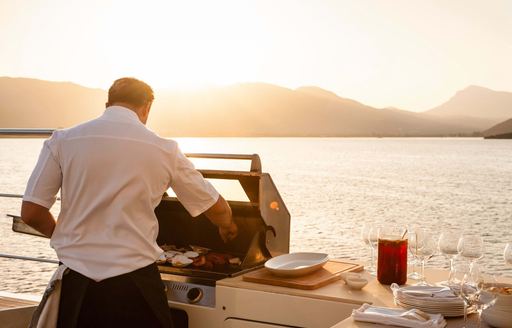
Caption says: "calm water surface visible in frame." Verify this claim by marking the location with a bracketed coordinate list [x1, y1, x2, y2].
[1, 138, 511, 295]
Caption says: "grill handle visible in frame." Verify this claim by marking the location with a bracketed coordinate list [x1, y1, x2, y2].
[185, 153, 262, 173]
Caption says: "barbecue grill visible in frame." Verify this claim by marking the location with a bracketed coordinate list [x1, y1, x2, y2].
[155, 154, 290, 321]
[9, 153, 291, 327]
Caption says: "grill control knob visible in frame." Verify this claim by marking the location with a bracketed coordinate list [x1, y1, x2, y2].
[186, 287, 203, 304]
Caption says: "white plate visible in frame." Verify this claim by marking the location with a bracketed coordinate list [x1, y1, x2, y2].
[264, 252, 329, 277]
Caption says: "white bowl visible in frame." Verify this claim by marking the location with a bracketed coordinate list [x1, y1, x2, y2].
[482, 306, 512, 328]
[492, 283, 512, 307]
[264, 252, 329, 277]
[340, 272, 368, 290]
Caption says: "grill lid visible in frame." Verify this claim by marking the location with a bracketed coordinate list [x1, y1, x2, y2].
[155, 153, 290, 276]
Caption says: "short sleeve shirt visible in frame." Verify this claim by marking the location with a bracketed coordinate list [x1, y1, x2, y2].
[23, 106, 219, 281]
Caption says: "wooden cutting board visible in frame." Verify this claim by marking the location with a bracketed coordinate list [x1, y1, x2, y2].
[242, 260, 363, 290]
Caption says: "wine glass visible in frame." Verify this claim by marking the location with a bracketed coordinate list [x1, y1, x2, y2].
[448, 262, 470, 327]
[458, 234, 484, 266]
[361, 223, 376, 275]
[410, 229, 437, 286]
[407, 228, 421, 280]
[407, 224, 421, 280]
[367, 225, 380, 276]
[461, 270, 480, 328]
[462, 264, 498, 328]
[438, 230, 462, 283]
[505, 243, 512, 265]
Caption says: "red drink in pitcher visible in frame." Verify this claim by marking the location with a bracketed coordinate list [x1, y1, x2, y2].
[377, 237, 408, 285]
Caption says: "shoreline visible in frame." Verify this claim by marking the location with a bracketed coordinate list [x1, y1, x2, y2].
[0, 129, 486, 139]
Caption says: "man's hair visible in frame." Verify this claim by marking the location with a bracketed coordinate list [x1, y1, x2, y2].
[107, 77, 154, 107]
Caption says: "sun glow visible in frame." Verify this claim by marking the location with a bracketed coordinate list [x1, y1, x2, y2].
[97, 1, 269, 90]
[1, 1, 510, 110]
[103, 38, 263, 89]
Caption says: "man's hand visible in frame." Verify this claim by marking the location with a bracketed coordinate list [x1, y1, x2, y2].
[204, 195, 238, 242]
[218, 221, 238, 243]
[21, 201, 56, 238]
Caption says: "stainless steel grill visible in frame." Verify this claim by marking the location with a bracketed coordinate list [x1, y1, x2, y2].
[154, 154, 290, 308]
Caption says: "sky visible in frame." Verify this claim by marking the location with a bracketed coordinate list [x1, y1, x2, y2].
[0, 0, 511, 112]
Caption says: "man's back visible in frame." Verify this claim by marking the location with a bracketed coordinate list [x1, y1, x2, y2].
[51, 107, 173, 280]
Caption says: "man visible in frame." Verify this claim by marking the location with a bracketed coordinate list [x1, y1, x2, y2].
[21, 77, 238, 327]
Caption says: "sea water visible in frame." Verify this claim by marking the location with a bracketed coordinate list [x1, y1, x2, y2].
[1, 137, 511, 294]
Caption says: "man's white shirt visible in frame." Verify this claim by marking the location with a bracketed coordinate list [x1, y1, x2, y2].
[23, 106, 219, 281]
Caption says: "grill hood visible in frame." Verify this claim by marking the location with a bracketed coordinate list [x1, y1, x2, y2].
[155, 153, 290, 271]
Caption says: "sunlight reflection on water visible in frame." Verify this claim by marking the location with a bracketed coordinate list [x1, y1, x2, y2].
[1, 137, 511, 295]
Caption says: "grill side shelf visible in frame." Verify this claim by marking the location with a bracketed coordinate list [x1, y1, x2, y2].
[9, 215, 48, 238]
[196, 170, 261, 178]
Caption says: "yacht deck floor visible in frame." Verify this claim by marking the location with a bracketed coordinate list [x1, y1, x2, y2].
[0, 296, 37, 310]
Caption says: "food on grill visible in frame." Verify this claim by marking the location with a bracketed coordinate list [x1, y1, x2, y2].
[202, 260, 214, 270]
[156, 253, 167, 264]
[172, 255, 193, 267]
[161, 244, 190, 252]
[160, 244, 175, 252]
[206, 252, 230, 265]
[190, 245, 210, 255]
[164, 251, 182, 259]
[228, 257, 241, 266]
[192, 255, 206, 267]
[157, 244, 242, 269]
[184, 251, 199, 259]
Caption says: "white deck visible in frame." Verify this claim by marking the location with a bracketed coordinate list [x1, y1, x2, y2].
[0, 292, 38, 328]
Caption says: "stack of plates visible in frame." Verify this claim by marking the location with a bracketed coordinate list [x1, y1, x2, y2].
[392, 285, 466, 317]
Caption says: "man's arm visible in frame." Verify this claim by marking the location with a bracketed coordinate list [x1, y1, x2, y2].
[21, 201, 56, 238]
[21, 133, 62, 238]
[204, 195, 238, 242]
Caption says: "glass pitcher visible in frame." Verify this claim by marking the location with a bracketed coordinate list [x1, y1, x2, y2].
[377, 226, 408, 285]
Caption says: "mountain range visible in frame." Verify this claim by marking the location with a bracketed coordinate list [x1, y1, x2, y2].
[483, 118, 512, 138]
[425, 85, 512, 131]
[1, 77, 511, 137]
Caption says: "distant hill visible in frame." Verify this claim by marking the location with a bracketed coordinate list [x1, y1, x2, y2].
[425, 85, 512, 130]
[0, 77, 104, 128]
[148, 83, 475, 137]
[0, 76, 508, 137]
[483, 118, 512, 139]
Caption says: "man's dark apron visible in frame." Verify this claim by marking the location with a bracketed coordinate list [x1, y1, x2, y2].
[57, 263, 173, 328]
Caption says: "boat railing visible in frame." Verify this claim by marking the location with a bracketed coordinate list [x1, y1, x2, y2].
[0, 193, 59, 264]
[0, 193, 60, 201]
